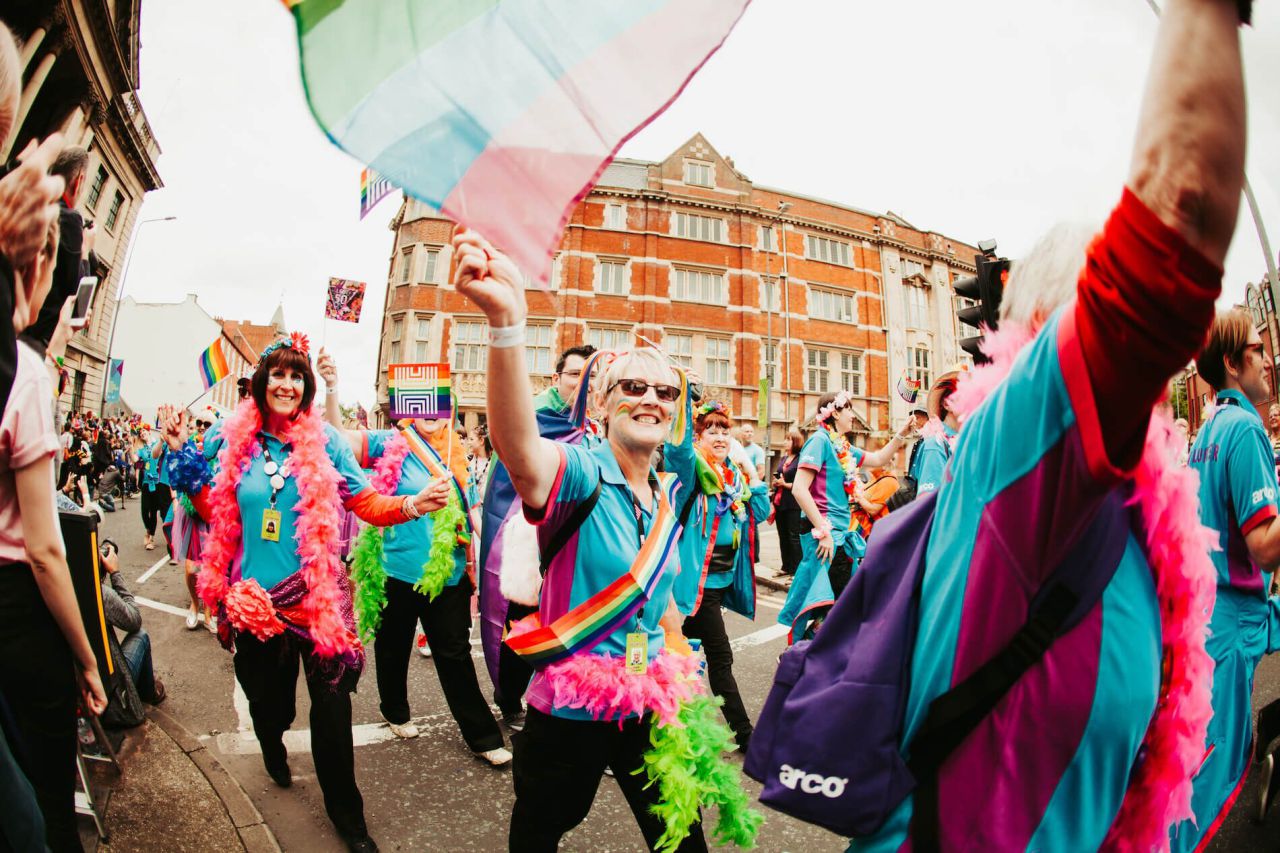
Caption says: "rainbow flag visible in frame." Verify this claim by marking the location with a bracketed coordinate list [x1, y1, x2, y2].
[389, 363, 451, 421]
[359, 168, 394, 219]
[280, 0, 751, 286]
[197, 339, 231, 391]
[897, 372, 922, 405]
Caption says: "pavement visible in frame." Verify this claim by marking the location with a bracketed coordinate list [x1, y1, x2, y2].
[76, 500, 1280, 852]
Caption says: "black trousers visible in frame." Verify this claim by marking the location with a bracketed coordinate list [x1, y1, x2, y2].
[681, 584, 752, 742]
[510, 709, 708, 853]
[140, 483, 171, 536]
[495, 601, 536, 716]
[233, 632, 366, 840]
[830, 547, 854, 601]
[0, 565, 80, 852]
[374, 577, 503, 752]
[774, 507, 803, 576]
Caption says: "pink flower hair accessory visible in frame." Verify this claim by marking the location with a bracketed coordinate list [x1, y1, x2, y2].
[816, 390, 853, 425]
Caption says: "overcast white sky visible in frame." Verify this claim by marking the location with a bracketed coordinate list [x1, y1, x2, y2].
[127, 0, 1280, 409]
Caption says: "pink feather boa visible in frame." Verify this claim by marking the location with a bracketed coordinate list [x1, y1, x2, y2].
[197, 399, 355, 658]
[368, 432, 410, 495]
[952, 323, 1216, 853]
[537, 647, 705, 727]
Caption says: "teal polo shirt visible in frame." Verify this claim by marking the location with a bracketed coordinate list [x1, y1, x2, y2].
[522, 440, 681, 721]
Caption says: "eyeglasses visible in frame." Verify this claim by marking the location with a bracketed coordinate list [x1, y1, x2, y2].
[607, 379, 680, 403]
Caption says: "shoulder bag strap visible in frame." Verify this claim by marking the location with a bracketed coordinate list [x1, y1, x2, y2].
[538, 476, 602, 576]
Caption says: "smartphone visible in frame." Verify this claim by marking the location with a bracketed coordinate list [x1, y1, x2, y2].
[70, 276, 98, 330]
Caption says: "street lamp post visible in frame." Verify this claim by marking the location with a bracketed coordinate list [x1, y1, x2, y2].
[99, 215, 177, 415]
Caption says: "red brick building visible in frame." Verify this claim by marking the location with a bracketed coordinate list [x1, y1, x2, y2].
[373, 135, 983, 459]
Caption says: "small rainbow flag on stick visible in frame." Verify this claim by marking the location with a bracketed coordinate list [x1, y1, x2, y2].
[896, 372, 922, 404]
[198, 339, 231, 391]
[389, 363, 452, 421]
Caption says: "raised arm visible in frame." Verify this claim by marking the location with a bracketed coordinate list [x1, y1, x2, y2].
[452, 229, 561, 513]
[317, 348, 343, 429]
[860, 418, 914, 470]
[1129, 0, 1245, 264]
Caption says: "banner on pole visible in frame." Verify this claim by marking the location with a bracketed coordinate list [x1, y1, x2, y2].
[389, 363, 452, 421]
[325, 277, 367, 323]
[757, 378, 769, 431]
[105, 359, 124, 404]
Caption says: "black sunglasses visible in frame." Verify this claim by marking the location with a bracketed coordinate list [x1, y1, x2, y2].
[607, 379, 680, 403]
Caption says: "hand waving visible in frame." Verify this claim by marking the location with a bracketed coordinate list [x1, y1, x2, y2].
[156, 404, 189, 451]
[451, 229, 527, 327]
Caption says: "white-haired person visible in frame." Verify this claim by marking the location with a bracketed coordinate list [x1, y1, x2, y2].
[452, 230, 761, 853]
[842, 1, 1247, 849]
[777, 390, 914, 641]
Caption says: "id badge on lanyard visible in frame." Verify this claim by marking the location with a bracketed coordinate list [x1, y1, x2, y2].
[261, 508, 282, 542]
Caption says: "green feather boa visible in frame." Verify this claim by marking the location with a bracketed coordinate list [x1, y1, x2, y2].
[348, 524, 388, 644]
[347, 489, 466, 643]
[178, 492, 198, 520]
[638, 694, 764, 852]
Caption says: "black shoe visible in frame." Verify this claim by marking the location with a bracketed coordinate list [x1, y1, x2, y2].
[734, 730, 752, 753]
[261, 741, 292, 788]
[342, 834, 379, 853]
[1260, 753, 1280, 823]
[502, 709, 526, 732]
[1257, 699, 1280, 763]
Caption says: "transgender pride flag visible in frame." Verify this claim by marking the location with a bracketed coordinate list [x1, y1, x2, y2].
[281, 0, 751, 286]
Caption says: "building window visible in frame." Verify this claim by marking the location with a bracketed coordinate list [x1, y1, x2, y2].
[760, 225, 775, 253]
[526, 323, 554, 375]
[762, 277, 780, 312]
[666, 333, 693, 370]
[672, 267, 726, 305]
[411, 316, 431, 361]
[763, 342, 779, 385]
[416, 318, 431, 340]
[805, 234, 852, 266]
[423, 248, 440, 283]
[683, 160, 713, 187]
[86, 167, 107, 211]
[1267, 286, 1276, 315]
[910, 345, 932, 391]
[596, 259, 629, 295]
[399, 248, 414, 284]
[807, 350, 829, 393]
[810, 287, 856, 323]
[388, 316, 403, 363]
[956, 296, 979, 337]
[840, 352, 863, 396]
[901, 258, 925, 279]
[414, 339, 429, 361]
[905, 284, 929, 329]
[587, 326, 631, 352]
[105, 191, 125, 232]
[674, 211, 724, 242]
[605, 203, 626, 230]
[453, 320, 489, 372]
[705, 337, 731, 385]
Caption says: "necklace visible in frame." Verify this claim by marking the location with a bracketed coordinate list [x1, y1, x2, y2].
[824, 426, 860, 495]
[258, 436, 292, 507]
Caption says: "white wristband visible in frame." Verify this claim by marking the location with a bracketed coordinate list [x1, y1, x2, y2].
[489, 321, 526, 349]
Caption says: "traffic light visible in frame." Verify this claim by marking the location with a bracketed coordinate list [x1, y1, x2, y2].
[954, 251, 1011, 364]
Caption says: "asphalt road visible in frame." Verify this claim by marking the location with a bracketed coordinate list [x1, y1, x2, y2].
[98, 499, 1278, 852]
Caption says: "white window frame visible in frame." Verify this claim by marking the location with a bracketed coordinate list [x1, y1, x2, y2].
[674, 211, 724, 243]
[762, 341, 780, 385]
[840, 351, 863, 396]
[901, 258, 925, 279]
[809, 286, 857, 323]
[683, 159, 713, 187]
[595, 258, 630, 296]
[388, 315, 404, 364]
[905, 283, 930, 329]
[910, 345, 932, 392]
[586, 326, 631, 352]
[105, 191, 125, 233]
[672, 267, 727, 305]
[759, 225, 775, 253]
[761, 277, 781, 312]
[704, 336, 732, 386]
[604, 202, 627, 230]
[399, 247, 414, 284]
[955, 295, 979, 337]
[805, 234, 852, 267]
[666, 333, 693, 370]
[807, 349, 830, 393]
[453, 319, 489, 373]
[525, 323, 554, 375]
[423, 247, 440, 283]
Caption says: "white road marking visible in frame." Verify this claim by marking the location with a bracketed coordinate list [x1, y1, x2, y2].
[210, 711, 467, 755]
[730, 622, 790, 651]
[136, 556, 170, 584]
[232, 681, 251, 733]
[133, 595, 192, 619]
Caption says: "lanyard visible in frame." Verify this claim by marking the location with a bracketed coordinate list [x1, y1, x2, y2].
[626, 472, 659, 621]
[258, 435, 291, 508]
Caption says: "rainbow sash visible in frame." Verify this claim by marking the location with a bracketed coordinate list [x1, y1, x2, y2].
[507, 473, 682, 668]
[399, 425, 472, 524]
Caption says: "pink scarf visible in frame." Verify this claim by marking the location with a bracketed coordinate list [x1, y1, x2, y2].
[951, 322, 1216, 852]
